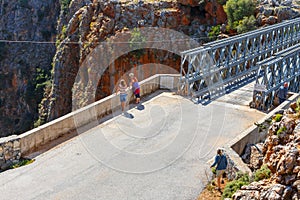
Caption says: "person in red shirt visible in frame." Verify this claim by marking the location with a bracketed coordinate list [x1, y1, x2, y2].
[129, 73, 140, 104]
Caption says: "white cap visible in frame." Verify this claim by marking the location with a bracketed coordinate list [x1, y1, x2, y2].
[129, 73, 134, 77]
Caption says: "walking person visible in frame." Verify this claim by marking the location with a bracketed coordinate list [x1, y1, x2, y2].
[210, 148, 228, 191]
[117, 79, 128, 113]
[129, 73, 140, 104]
[277, 82, 288, 104]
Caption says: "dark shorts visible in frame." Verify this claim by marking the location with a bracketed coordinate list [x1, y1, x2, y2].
[134, 88, 140, 98]
[120, 94, 127, 102]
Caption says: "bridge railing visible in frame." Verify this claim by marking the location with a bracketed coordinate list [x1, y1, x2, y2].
[180, 18, 300, 101]
[253, 44, 300, 110]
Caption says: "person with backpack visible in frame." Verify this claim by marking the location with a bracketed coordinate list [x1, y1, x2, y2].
[210, 148, 228, 191]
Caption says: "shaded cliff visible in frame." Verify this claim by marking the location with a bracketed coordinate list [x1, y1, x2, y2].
[45, 0, 227, 122]
[0, 0, 60, 136]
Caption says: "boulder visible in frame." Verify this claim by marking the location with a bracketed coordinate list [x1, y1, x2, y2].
[249, 145, 264, 170]
[267, 16, 277, 25]
[233, 190, 260, 199]
[260, 184, 286, 200]
[292, 180, 300, 191]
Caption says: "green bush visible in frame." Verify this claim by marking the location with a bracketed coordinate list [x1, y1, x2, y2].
[254, 165, 271, 181]
[224, 0, 257, 29]
[273, 113, 283, 122]
[208, 25, 221, 40]
[222, 173, 250, 199]
[10, 158, 34, 169]
[236, 16, 257, 34]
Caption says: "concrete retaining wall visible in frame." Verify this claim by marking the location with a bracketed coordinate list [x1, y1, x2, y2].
[225, 92, 300, 174]
[0, 74, 180, 170]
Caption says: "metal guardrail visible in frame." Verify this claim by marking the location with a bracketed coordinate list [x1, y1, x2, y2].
[179, 18, 300, 102]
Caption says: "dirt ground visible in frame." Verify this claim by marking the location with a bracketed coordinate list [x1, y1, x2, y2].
[197, 178, 228, 200]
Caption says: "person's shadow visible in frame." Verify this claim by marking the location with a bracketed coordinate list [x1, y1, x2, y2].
[124, 112, 134, 119]
[136, 104, 145, 111]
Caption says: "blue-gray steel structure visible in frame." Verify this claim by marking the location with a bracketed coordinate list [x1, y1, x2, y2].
[253, 44, 300, 110]
[180, 18, 300, 104]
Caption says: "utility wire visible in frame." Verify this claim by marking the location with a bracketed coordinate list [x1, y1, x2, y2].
[0, 34, 236, 45]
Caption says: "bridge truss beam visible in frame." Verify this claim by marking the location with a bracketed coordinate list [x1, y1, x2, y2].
[180, 18, 300, 102]
[253, 44, 300, 110]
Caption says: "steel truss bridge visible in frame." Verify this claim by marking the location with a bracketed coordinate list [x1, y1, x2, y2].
[253, 43, 300, 110]
[180, 17, 300, 110]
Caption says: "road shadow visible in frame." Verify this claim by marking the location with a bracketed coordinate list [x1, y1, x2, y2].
[194, 75, 256, 106]
[123, 112, 134, 119]
[136, 104, 145, 111]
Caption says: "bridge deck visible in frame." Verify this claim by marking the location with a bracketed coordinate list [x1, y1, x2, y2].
[0, 82, 265, 200]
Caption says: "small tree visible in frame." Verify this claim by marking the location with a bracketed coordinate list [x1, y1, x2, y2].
[224, 0, 257, 29]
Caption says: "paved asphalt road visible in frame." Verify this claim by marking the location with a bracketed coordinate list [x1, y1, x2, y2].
[0, 87, 265, 200]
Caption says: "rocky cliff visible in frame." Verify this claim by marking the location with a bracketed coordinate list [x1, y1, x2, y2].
[0, 0, 228, 136]
[234, 102, 300, 199]
[0, 0, 60, 136]
[43, 0, 228, 121]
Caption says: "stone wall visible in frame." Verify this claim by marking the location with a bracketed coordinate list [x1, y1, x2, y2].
[0, 74, 179, 171]
[0, 135, 21, 171]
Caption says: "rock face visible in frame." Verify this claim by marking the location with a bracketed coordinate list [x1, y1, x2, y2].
[0, 0, 228, 135]
[233, 102, 300, 199]
[45, 0, 228, 121]
[0, 0, 60, 136]
[241, 143, 264, 171]
[256, 0, 300, 26]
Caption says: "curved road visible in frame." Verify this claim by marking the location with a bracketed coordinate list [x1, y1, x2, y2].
[0, 83, 265, 200]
